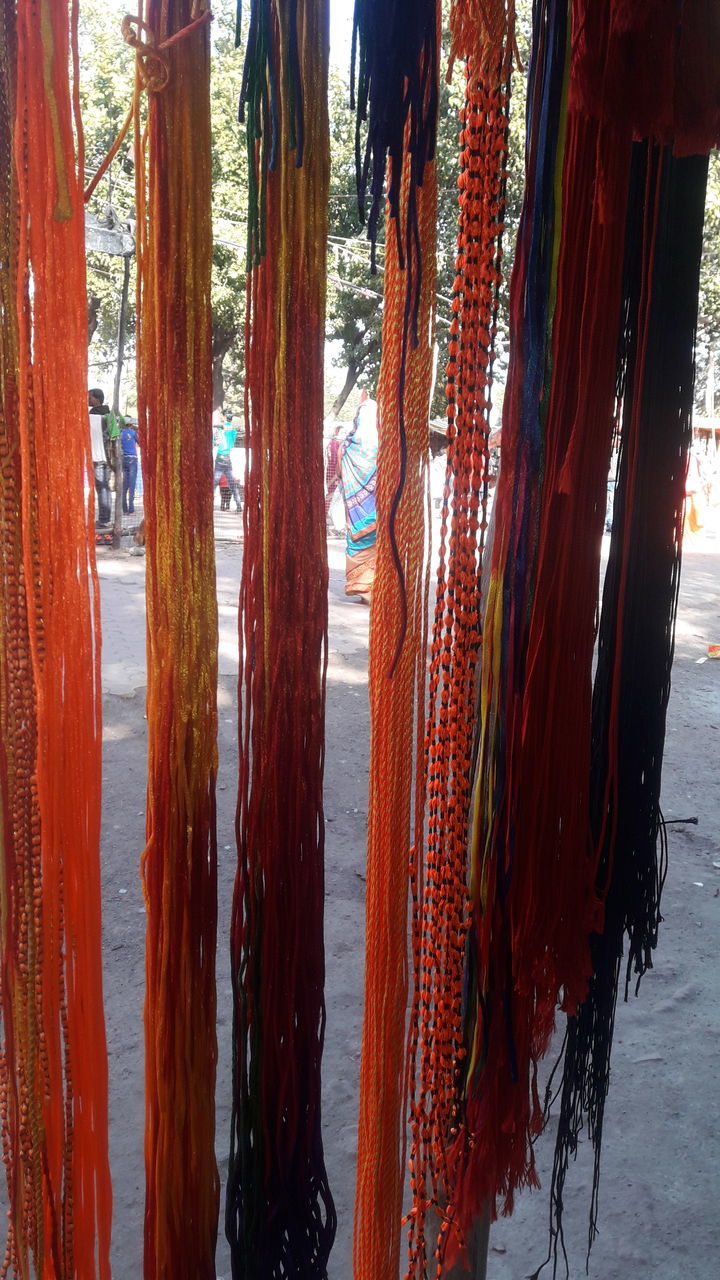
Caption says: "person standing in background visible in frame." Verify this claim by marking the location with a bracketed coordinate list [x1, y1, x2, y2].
[212, 413, 242, 512]
[685, 447, 706, 536]
[121, 418, 139, 514]
[340, 396, 378, 604]
[88, 387, 112, 526]
[325, 422, 343, 522]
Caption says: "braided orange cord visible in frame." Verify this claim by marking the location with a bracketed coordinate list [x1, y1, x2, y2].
[405, 4, 515, 1275]
[133, 2, 219, 1276]
[353, 24, 439, 1276]
[1, 0, 112, 1274]
[1, 6, 43, 1272]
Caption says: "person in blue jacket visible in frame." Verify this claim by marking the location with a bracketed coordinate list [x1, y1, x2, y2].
[121, 419, 139, 515]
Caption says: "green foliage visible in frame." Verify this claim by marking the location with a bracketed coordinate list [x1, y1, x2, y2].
[697, 150, 720, 413]
[326, 3, 534, 422]
[208, 3, 248, 411]
[325, 70, 384, 417]
[77, 0, 718, 423]
[79, 0, 136, 401]
[79, 0, 248, 412]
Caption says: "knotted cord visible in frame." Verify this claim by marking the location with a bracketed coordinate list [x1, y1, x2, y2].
[83, 6, 212, 204]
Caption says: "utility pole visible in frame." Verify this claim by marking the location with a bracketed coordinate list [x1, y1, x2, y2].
[448, 1212, 490, 1280]
[85, 207, 135, 549]
[111, 251, 132, 548]
[706, 351, 716, 419]
[427, 1205, 490, 1280]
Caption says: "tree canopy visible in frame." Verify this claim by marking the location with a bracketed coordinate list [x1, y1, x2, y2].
[79, 0, 717, 421]
[81, 0, 248, 412]
[697, 151, 720, 414]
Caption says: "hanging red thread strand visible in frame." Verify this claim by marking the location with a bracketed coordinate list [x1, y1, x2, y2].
[1, 0, 112, 1274]
[446, 9, 635, 1246]
[354, 148, 436, 1280]
[226, 2, 336, 1276]
[134, 2, 219, 1276]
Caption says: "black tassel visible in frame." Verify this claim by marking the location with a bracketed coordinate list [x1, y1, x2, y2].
[351, 0, 438, 281]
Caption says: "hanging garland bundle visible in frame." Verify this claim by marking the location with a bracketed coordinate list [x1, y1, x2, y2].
[444, 0, 639, 1253]
[545, 141, 711, 1275]
[351, 5, 440, 1280]
[0, 0, 112, 1274]
[536, 3, 720, 1267]
[540, 2, 720, 1263]
[132, 3, 220, 1275]
[405, 2, 515, 1274]
[439, 0, 720, 1267]
[227, 2, 336, 1276]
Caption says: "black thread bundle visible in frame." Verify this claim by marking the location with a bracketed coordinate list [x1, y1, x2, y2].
[351, 0, 438, 283]
[542, 143, 710, 1276]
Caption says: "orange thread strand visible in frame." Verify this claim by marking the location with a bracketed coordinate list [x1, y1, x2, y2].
[133, 2, 219, 1275]
[353, 12, 440, 1276]
[1, 0, 112, 1274]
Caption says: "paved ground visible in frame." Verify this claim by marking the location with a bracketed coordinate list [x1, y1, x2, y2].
[95, 526, 719, 1280]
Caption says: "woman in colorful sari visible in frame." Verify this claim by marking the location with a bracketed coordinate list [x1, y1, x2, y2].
[340, 396, 378, 603]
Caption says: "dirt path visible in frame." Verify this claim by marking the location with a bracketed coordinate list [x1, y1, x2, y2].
[97, 534, 719, 1279]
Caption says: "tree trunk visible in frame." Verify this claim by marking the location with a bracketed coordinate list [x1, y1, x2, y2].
[212, 355, 226, 412]
[88, 294, 101, 344]
[212, 325, 236, 411]
[330, 358, 360, 418]
[329, 337, 380, 419]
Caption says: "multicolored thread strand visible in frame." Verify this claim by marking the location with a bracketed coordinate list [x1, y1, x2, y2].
[405, 4, 515, 1275]
[1, 0, 112, 1274]
[441, 0, 720, 1268]
[132, 3, 220, 1276]
[227, 3, 336, 1276]
[444, 0, 637, 1252]
[532, 3, 720, 1267]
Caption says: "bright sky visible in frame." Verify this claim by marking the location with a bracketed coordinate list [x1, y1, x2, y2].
[329, 0, 354, 69]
